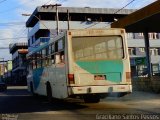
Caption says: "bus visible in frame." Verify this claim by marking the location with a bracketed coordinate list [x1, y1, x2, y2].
[27, 29, 132, 103]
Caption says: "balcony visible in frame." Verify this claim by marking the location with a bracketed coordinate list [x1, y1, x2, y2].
[28, 21, 55, 37]
[9, 42, 28, 53]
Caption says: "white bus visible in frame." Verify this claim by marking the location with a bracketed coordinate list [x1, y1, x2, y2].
[27, 29, 132, 103]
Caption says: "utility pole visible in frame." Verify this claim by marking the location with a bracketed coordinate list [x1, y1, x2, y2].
[55, 4, 62, 35]
[67, 9, 70, 30]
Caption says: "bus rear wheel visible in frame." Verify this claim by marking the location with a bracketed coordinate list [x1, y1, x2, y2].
[30, 82, 38, 97]
[30, 82, 35, 94]
[83, 95, 100, 103]
[46, 82, 52, 102]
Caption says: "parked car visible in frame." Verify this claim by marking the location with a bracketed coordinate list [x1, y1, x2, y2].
[0, 81, 7, 92]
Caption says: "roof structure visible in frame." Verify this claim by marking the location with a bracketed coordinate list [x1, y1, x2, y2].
[111, 1, 160, 32]
[26, 6, 136, 27]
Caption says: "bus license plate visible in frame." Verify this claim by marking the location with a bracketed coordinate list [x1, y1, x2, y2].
[94, 75, 106, 80]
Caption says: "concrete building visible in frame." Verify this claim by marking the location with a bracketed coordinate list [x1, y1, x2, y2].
[127, 33, 160, 77]
[26, 6, 135, 52]
[25, 6, 160, 78]
[9, 43, 28, 85]
[3, 60, 13, 84]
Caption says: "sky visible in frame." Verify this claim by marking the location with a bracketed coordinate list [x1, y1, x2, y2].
[0, 0, 157, 60]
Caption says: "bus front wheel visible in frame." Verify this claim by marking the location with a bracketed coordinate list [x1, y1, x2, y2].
[83, 95, 100, 103]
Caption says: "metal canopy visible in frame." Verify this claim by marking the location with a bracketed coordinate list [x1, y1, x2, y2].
[111, 1, 160, 32]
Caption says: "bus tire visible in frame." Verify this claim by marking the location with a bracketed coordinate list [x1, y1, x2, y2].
[46, 82, 52, 102]
[30, 82, 34, 94]
[30, 82, 38, 97]
[84, 95, 100, 103]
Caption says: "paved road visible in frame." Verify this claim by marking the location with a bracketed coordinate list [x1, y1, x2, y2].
[0, 86, 160, 120]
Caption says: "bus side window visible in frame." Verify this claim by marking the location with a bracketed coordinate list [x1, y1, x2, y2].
[60, 51, 65, 63]
[55, 53, 61, 64]
[55, 51, 65, 64]
[51, 54, 55, 64]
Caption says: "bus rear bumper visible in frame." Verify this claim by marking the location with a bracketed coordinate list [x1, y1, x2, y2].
[68, 84, 132, 96]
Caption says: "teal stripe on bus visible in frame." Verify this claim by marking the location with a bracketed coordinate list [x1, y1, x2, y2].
[33, 68, 44, 90]
[76, 60, 124, 83]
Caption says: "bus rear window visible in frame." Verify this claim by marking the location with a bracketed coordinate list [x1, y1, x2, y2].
[72, 36, 124, 61]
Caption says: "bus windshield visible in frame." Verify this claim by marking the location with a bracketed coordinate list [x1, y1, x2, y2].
[72, 36, 124, 61]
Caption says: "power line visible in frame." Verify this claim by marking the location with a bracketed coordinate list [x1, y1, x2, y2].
[14, 26, 27, 38]
[0, 37, 27, 40]
[103, 0, 156, 28]
[114, 0, 136, 14]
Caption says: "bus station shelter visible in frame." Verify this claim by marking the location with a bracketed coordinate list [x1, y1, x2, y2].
[111, 0, 160, 77]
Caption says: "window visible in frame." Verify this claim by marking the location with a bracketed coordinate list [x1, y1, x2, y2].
[139, 33, 143, 37]
[128, 48, 136, 55]
[55, 51, 65, 64]
[58, 39, 63, 50]
[42, 49, 46, 58]
[28, 36, 65, 68]
[152, 64, 159, 75]
[51, 43, 55, 53]
[72, 36, 124, 61]
[150, 48, 158, 56]
[55, 42, 58, 52]
[127, 33, 133, 39]
[51, 54, 55, 64]
[139, 48, 145, 52]
[149, 33, 158, 39]
[45, 47, 49, 56]
[49, 45, 52, 55]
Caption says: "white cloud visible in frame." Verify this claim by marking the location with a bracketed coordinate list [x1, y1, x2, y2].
[0, 29, 13, 60]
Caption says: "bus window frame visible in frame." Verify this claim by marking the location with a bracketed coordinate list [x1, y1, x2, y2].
[71, 35, 125, 61]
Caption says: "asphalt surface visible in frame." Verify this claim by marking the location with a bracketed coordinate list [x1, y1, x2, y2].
[0, 86, 160, 120]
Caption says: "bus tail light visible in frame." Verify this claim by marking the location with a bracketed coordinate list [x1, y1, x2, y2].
[126, 72, 131, 83]
[68, 74, 75, 84]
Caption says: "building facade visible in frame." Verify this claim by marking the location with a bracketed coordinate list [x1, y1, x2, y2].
[26, 6, 135, 52]
[9, 43, 28, 85]
[127, 33, 160, 77]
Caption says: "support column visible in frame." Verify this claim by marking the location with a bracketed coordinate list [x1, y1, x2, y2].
[143, 30, 152, 77]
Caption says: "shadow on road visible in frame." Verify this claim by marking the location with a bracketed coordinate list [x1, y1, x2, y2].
[0, 87, 88, 114]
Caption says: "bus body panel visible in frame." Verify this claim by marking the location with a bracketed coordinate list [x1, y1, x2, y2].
[67, 29, 131, 97]
[27, 28, 132, 100]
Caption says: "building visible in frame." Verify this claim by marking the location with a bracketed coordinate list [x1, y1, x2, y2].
[3, 60, 13, 84]
[26, 6, 135, 52]
[9, 43, 28, 85]
[127, 33, 160, 77]
[25, 6, 160, 78]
